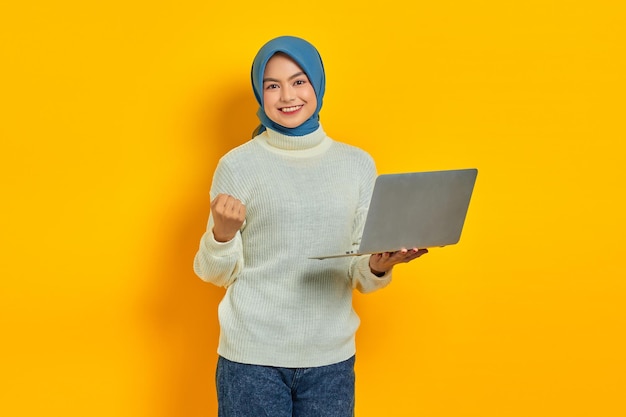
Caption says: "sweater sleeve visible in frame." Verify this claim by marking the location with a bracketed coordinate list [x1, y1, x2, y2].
[193, 214, 244, 287]
[350, 255, 392, 293]
[347, 152, 393, 293]
[193, 155, 246, 288]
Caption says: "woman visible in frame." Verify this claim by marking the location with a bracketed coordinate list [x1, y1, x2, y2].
[194, 35, 427, 417]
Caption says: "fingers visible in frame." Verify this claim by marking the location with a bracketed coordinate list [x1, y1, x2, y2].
[211, 194, 246, 220]
[392, 248, 428, 263]
[370, 248, 428, 272]
[211, 194, 246, 242]
[399, 248, 428, 261]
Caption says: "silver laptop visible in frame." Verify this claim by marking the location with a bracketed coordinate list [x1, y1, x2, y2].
[310, 168, 478, 260]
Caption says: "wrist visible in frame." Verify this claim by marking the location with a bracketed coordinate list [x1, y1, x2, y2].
[212, 228, 235, 243]
[370, 268, 386, 277]
[368, 255, 389, 277]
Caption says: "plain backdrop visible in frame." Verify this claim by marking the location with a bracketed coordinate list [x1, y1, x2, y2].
[2, 1, 625, 416]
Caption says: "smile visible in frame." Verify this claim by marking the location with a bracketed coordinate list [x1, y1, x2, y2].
[280, 105, 303, 113]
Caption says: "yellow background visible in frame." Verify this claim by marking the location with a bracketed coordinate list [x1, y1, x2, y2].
[2, 1, 625, 416]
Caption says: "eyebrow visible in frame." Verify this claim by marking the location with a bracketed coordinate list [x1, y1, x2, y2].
[262, 71, 306, 83]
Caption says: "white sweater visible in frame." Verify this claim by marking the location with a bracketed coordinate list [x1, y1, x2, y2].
[193, 126, 392, 367]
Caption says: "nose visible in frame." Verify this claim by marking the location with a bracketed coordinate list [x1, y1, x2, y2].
[280, 85, 295, 102]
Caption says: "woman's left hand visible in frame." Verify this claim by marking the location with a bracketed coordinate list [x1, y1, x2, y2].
[369, 248, 428, 276]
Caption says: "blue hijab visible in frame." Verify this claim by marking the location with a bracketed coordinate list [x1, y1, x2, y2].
[251, 36, 326, 137]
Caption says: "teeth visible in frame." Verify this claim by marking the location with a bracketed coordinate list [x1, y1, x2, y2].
[281, 105, 302, 113]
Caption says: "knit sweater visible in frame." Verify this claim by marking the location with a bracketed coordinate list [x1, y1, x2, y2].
[193, 126, 392, 367]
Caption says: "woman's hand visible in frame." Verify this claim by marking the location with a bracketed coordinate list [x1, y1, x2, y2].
[369, 248, 428, 276]
[211, 193, 246, 242]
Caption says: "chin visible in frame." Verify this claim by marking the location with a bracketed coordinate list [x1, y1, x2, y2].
[275, 118, 305, 129]
[283, 121, 304, 128]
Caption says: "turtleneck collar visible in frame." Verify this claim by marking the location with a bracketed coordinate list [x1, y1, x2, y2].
[265, 125, 326, 150]
[256, 125, 332, 157]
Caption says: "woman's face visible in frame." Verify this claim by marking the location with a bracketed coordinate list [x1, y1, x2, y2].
[262, 53, 317, 129]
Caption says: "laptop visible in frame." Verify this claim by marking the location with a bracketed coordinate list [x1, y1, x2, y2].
[310, 168, 478, 260]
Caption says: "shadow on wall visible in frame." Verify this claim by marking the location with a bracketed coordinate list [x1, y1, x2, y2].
[147, 83, 258, 417]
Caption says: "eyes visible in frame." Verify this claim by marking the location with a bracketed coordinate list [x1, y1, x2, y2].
[264, 79, 308, 90]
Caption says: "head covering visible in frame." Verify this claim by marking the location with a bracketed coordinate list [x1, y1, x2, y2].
[251, 36, 326, 137]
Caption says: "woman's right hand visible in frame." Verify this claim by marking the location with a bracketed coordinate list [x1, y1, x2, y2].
[211, 193, 246, 242]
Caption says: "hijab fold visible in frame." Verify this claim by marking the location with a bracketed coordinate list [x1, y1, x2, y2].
[251, 36, 326, 137]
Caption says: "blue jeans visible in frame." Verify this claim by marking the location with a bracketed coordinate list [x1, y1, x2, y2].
[216, 355, 355, 417]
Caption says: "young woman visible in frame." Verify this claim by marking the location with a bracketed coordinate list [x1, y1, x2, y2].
[194, 35, 427, 417]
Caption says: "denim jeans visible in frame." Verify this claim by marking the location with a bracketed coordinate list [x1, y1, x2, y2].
[216, 355, 355, 417]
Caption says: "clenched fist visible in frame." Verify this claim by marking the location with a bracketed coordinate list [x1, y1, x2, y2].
[211, 193, 246, 242]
